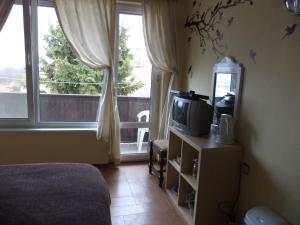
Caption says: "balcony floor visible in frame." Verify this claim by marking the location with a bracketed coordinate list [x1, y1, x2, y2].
[120, 142, 148, 154]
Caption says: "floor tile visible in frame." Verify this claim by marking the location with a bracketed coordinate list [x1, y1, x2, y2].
[108, 181, 132, 197]
[99, 163, 187, 225]
[111, 196, 136, 207]
[111, 205, 147, 217]
[123, 212, 186, 225]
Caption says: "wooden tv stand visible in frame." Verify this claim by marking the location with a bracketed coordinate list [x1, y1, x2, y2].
[165, 127, 242, 225]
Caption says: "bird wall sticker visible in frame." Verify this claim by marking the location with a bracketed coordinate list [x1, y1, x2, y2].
[281, 24, 298, 40]
[192, 0, 197, 7]
[188, 65, 193, 79]
[227, 17, 235, 27]
[249, 49, 257, 64]
[185, 0, 254, 59]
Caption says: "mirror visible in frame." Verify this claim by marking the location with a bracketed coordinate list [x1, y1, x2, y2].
[283, 0, 300, 15]
[210, 56, 243, 132]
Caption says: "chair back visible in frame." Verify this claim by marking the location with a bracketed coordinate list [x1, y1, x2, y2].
[137, 110, 150, 122]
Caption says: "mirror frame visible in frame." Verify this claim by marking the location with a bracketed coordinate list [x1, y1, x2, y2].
[210, 56, 244, 132]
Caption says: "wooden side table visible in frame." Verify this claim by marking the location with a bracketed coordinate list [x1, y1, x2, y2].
[149, 139, 168, 188]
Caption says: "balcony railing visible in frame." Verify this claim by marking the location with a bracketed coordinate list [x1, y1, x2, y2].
[0, 92, 150, 143]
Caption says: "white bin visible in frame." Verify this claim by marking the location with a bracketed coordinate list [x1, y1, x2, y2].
[243, 207, 289, 225]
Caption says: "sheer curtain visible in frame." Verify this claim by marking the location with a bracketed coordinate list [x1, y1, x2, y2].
[55, 0, 120, 163]
[142, 0, 178, 139]
[0, 0, 14, 31]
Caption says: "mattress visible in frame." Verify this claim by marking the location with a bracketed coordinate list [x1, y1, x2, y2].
[0, 163, 111, 225]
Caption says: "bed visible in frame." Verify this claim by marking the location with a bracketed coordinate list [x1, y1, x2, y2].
[0, 163, 111, 225]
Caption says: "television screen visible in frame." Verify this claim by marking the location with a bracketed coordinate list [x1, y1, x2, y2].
[172, 92, 213, 136]
[173, 98, 189, 126]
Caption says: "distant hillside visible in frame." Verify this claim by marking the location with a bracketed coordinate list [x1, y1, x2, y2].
[0, 67, 25, 77]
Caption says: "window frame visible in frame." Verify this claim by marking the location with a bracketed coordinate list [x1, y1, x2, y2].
[32, 0, 99, 129]
[117, 4, 150, 128]
[0, 0, 35, 128]
[0, 0, 99, 129]
[116, 3, 159, 155]
[0, 0, 157, 130]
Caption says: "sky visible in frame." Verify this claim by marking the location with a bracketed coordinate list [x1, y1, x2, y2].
[215, 73, 232, 97]
[0, 5, 57, 69]
[0, 5, 25, 70]
[0, 5, 150, 69]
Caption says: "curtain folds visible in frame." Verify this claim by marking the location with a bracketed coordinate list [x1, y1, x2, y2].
[142, 0, 178, 139]
[55, 0, 120, 163]
[0, 0, 14, 32]
[158, 74, 174, 139]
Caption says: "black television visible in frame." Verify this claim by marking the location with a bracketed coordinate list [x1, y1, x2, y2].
[172, 91, 213, 136]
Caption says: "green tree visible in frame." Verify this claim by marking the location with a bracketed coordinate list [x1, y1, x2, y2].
[118, 26, 143, 95]
[40, 24, 143, 95]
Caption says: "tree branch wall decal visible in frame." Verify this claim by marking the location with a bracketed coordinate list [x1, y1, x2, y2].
[185, 0, 253, 58]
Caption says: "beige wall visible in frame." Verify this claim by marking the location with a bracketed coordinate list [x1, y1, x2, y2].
[178, 0, 300, 224]
[0, 131, 109, 165]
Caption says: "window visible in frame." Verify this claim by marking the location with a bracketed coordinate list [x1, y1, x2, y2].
[117, 8, 154, 154]
[37, 5, 102, 123]
[0, 2, 29, 119]
[118, 13, 152, 123]
[0, 0, 154, 132]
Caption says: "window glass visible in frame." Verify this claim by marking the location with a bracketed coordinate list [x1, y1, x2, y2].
[0, 3, 28, 118]
[38, 5, 103, 122]
[117, 14, 152, 123]
[118, 13, 152, 154]
[121, 128, 148, 153]
[0, 2, 153, 129]
[215, 73, 232, 97]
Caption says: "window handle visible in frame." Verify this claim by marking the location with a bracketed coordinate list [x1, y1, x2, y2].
[27, 53, 31, 65]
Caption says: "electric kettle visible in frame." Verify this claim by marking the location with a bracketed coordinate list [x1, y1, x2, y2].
[215, 93, 235, 123]
[216, 114, 234, 144]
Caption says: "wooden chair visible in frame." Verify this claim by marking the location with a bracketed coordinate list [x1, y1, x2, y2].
[148, 139, 168, 188]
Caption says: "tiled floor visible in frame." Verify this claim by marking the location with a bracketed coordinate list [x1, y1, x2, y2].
[99, 163, 187, 225]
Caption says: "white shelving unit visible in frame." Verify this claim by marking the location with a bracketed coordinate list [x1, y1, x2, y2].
[166, 127, 242, 225]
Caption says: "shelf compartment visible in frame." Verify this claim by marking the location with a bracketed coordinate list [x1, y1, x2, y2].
[181, 173, 197, 190]
[168, 159, 180, 173]
[178, 176, 195, 224]
[168, 131, 182, 160]
[181, 141, 200, 182]
[166, 162, 180, 201]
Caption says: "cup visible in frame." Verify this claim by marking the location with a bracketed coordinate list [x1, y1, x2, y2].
[210, 124, 219, 135]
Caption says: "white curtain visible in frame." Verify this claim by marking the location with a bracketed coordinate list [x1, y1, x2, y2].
[0, 0, 14, 31]
[142, 0, 178, 139]
[55, 0, 120, 163]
